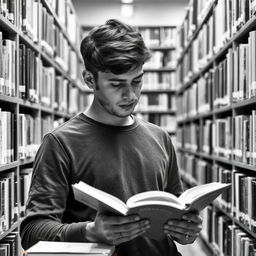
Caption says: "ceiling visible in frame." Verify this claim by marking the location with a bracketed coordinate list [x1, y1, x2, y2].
[73, 0, 189, 3]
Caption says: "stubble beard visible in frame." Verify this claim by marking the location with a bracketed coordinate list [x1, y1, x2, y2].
[98, 97, 136, 118]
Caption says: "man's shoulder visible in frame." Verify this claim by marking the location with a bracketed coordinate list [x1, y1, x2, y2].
[136, 116, 169, 135]
[50, 113, 86, 138]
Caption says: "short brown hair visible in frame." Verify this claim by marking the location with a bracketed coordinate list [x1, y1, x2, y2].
[80, 19, 151, 77]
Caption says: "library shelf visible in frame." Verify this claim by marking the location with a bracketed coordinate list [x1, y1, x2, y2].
[18, 31, 41, 53]
[233, 218, 256, 239]
[150, 46, 175, 51]
[0, 162, 19, 173]
[178, 148, 256, 172]
[177, 16, 256, 95]
[177, 0, 217, 63]
[0, 95, 18, 104]
[0, 222, 19, 240]
[19, 158, 35, 167]
[0, 0, 84, 252]
[0, 14, 17, 34]
[141, 89, 176, 94]
[144, 67, 175, 72]
[214, 201, 233, 220]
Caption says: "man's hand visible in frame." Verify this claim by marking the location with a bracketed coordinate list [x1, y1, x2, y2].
[86, 212, 151, 245]
[163, 212, 203, 244]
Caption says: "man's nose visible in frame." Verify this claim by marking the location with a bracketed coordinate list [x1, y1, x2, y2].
[122, 85, 136, 100]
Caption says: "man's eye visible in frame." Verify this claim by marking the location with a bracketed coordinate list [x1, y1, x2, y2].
[132, 80, 142, 86]
[110, 83, 122, 88]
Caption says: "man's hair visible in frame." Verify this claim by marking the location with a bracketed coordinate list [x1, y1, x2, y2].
[80, 19, 151, 77]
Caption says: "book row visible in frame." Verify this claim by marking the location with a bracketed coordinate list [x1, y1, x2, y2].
[201, 206, 256, 256]
[0, 37, 16, 97]
[176, 72, 211, 119]
[178, 155, 256, 236]
[0, 171, 18, 235]
[0, 168, 32, 238]
[138, 27, 177, 48]
[135, 94, 176, 112]
[0, 231, 19, 256]
[0, 0, 15, 24]
[20, 168, 32, 217]
[135, 113, 177, 132]
[0, 109, 15, 165]
[233, 170, 256, 233]
[81, 26, 177, 49]
[18, 113, 40, 161]
[18, 0, 79, 47]
[177, 0, 255, 58]
[176, 111, 256, 166]
[0, 33, 82, 103]
[143, 50, 176, 69]
[0, 0, 79, 52]
[176, 31, 256, 104]
[142, 72, 176, 91]
[0, 109, 67, 164]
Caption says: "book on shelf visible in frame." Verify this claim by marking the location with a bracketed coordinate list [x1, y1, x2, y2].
[0, 232, 19, 256]
[72, 181, 230, 241]
[0, 171, 15, 233]
[233, 170, 256, 233]
[24, 241, 115, 256]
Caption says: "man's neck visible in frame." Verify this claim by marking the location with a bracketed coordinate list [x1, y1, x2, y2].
[84, 108, 134, 126]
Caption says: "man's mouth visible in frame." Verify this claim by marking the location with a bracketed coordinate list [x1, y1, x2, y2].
[119, 102, 135, 109]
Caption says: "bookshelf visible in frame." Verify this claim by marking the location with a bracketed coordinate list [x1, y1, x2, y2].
[176, 0, 256, 255]
[81, 25, 178, 139]
[0, 0, 85, 255]
[136, 26, 177, 138]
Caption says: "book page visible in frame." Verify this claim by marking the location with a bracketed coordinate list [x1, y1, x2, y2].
[73, 182, 128, 215]
[127, 190, 184, 208]
[178, 182, 230, 206]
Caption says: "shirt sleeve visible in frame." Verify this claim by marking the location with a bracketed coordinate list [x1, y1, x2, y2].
[20, 133, 89, 250]
[165, 135, 183, 197]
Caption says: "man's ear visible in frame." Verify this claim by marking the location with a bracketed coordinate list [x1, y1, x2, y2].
[82, 69, 96, 89]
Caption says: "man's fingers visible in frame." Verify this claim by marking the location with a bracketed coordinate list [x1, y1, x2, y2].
[182, 213, 203, 224]
[166, 220, 202, 232]
[100, 214, 140, 225]
[112, 228, 148, 245]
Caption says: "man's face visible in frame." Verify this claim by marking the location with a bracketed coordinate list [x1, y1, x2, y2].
[93, 65, 144, 119]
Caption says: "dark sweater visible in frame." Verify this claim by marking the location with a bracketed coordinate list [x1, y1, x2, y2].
[20, 113, 183, 256]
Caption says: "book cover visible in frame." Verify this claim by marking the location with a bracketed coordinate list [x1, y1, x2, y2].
[24, 241, 115, 256]
[72, 181, 230, 241]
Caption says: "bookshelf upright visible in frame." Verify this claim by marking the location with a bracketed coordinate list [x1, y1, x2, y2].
[176, 0, 256, 255]
[0, 0, 86, 255]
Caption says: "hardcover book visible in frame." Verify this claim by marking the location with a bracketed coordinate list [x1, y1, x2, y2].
[72, 181, 230, 241]
[24, 241, 115, 256]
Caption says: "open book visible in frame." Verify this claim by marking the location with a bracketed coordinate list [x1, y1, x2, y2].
[72, 181, 230, 241]
[24, 241, 115, 256]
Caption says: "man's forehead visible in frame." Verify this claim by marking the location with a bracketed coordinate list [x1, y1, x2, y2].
[99, 67, 144, 81]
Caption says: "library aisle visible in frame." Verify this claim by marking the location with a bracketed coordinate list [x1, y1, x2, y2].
[1, 0, 256, 256]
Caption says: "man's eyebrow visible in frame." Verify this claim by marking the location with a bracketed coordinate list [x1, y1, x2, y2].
[133, 73, 144, 79]
[108, 72, 144, 82]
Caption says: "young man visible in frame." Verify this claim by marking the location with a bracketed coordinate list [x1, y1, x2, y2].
[20, 19, 202, 256]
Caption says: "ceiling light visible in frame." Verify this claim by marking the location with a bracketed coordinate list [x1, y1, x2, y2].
[121, 0, 134, 4]
[121, 4, 134, 18]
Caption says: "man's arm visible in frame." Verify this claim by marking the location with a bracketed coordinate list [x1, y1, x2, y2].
[20, 133, 86, 249]
[20, 133, 151, 249]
